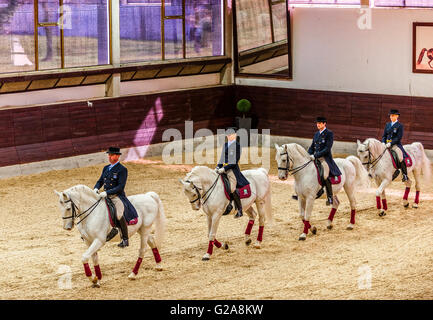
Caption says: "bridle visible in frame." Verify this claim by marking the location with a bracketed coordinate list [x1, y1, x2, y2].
[62, 194, 102, 225]
[278, 151, 313, 175]
[186, 175, 219, 207]
[361, 146, 387, 171]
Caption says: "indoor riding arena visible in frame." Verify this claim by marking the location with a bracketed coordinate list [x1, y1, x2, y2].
[1, 0, 433, 301]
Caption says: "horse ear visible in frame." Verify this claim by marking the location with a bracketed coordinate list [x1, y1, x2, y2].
[54, 190, 61, 197]
[284, 144, 288, 151]
[178, 178, 186, 185]
[274, 143, 279, 150]
[356, 139, 361, 146]
[365, 140, 370, 148]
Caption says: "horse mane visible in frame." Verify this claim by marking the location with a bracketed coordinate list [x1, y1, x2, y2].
[286, 143, 310, 159]
[186, 166, 216, 184]
[364, 138, 384, 157]
[65, 184, 98, 200]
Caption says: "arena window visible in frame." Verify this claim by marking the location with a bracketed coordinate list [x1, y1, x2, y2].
[374, 0, 433, 7]
[120, 0, 224, 63]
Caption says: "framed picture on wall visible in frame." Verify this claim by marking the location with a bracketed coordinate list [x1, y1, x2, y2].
[413, 22, 433, 74]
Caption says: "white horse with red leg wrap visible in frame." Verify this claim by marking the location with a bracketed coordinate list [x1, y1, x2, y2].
[356, 138, 431, 216]
[54, 185, 166, 286]
[179, 166, 272, 261]
[275, 143, 370, 240]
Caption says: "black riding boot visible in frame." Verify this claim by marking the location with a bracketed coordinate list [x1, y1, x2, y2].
[106, 227, 118, 242]
[325, 178, 333, 206]
[401, 161, 408, 182]
[117, 216, 129, 248]
[232, 190, 243, 219]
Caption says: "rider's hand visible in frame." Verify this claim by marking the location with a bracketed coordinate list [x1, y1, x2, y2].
[93, 188, 99, 194]
[386, 142, 391, 148]
[217, 168, 225, 174]
[99, 191, 107, 198]
[310, 154, 315, 161]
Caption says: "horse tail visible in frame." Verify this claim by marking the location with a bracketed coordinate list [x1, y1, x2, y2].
[263, 181, 273, 225]
[346, 155, 370, 189]
[149, 192, 166, 249]
[416, 142, 431, 183]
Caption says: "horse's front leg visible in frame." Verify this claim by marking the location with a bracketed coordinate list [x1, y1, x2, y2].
[376, 179, 391, 217]
[299, 196, 316, 240]
[202, 213, 222, 261]
[82, 238, 104, 287]
[402, 175, 413, 208]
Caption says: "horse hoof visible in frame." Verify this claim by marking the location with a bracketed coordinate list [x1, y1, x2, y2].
[378, 211, 386, 217]
[412, 204, 418, 209]
[403, 203, 409, 208]
[346, 224, 354, 230]
[299, 237, 306, 241]
[253, 241, 261, 249]
[223, 243, 229, 250]
[327, 225, 333, 230]
[311, 227, 317, 235]
[202, 253, 211, 261]
[91, 279, 100, 288]
[155, 263, 163, 271]
[245, 239, 252, 246]
[128, 272, 137, 280]
[298, 233, 306, 241]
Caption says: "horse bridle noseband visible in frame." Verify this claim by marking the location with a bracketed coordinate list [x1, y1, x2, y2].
[361, 147, 387, 171]
[62, 195, 102, 225]
[278, 151, 313, 175]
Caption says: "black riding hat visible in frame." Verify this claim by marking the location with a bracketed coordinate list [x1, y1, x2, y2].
[225, 127, 238, 134]
[316, 116, 327, 123]
[106, 147, 122, 155]
[388, 109, 400, 115]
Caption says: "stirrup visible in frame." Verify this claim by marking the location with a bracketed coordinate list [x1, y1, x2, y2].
[292, 195, 298, 200]
[118, 239, 129, 248]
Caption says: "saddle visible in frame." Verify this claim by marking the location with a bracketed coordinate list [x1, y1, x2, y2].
[221, 174, 251, 215]
[105, 198, 138, 228]
[313, 159, 341, 187]
[388, 149, 412, 170]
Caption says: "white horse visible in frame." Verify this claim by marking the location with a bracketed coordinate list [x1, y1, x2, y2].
[356, 138, 431, 216]
[275, 143, 370, 240]
[54, 185, 166, 287]
[179, 166, 272, 261]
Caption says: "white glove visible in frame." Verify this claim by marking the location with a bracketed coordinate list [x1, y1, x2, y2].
[93, 188, 99, 194]
[310, 155, 315, 160]
[215, 167, 220, 173]
[386, 142, 391, 148]
[217, 168, 225, 174]
[99, 191, 107, 198]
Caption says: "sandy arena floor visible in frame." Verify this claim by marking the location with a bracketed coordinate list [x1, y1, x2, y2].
[0, 147, 433, 300]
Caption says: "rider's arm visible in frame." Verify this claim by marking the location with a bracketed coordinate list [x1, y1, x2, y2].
[391, 123, 403, 146]
[381, 125, 387, 143]
[223, 142, 241, 171]
[315, 131, 333, 158]
[307, 139, 315, 155]
[94, 167, 106, 190]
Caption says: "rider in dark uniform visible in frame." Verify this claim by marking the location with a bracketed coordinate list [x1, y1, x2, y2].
[216, 127, 249, 218]
[94, 147, 137, 248]
[381, 109, 409, 182]
[307, 117, 342, 206]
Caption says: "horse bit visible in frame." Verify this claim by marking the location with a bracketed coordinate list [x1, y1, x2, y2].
[278, 151, 313, 175]
[186, 175, 220, 206]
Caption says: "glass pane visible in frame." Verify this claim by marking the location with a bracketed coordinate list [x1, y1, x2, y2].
[38, 26, 61, 70]
[271, 2, 287, 42]
[0, 0, 35, 74]
[164, 0, 182, 16]
[63, 0, 109, 68]
[236, 0, 272, 52]
[38, 0, 59, 23]
[120, 1, 162, 63]
[185, 0, 223, 58]
[164, 18, 183, 59]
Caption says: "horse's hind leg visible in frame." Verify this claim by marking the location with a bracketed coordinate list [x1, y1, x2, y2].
[412, 169, 421, 208]
[129, 226, 151, 280]
[244, 207, 257, 246]
[344, 185, 357, 230]
[402, 177, 413, 208]
[253, 202, 266, 249]
[326, 196, 340, 230]
[147, 235, 163, 271]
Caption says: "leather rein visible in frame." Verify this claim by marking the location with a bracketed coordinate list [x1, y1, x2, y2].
[62, 195, 102, 225]
[278, 151, 313, 175]
[186, 174, 220, 206]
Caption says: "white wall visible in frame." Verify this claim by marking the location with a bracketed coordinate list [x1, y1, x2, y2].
[236, 7, 433, 98]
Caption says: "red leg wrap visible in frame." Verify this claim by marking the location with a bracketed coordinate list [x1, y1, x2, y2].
[245, 220, 254, 235]
[415, 191, 420, 204]
[214, 239, 222, 248]
[207, 241, 214, 255]
[328, 208, 337, 221]
[83, 263, 92, 277]
[376, 196, 381, 209]
[350, 209, 356, 225]
[94, 265, 102, 280]
[257, 226, 264, 242]
[382, 199, 387, 211]
[303, 220, 311, 234]
[132, 257, 143, 275]
[152, 248, 162, 263]
[403, 187, 410, 200]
